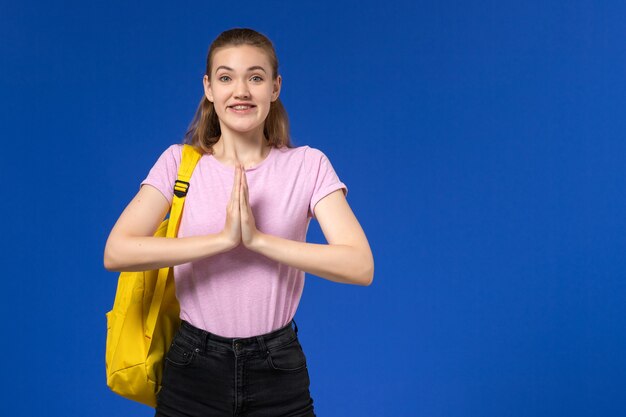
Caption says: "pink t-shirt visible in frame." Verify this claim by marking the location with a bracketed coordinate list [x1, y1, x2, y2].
[140, 143, 348, 337]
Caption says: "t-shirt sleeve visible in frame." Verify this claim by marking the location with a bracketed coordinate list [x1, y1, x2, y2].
[307, 147, 348, 219]
[139, 144, 183, 206]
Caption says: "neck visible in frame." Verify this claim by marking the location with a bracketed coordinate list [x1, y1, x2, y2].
[212, 125, 270, 168]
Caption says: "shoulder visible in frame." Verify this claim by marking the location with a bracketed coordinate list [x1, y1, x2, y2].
[302, 145, 324, 159]
[273, 145, 333, 172]
[165, 143, 184, 159]
[272, 144, 311, 164]
[275, 144, 328, 163]
[301, 146, 337, 171]
[143, 144, 185, 179]
[274, 144, 309, 155]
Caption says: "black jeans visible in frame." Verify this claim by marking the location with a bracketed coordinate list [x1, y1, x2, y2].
[155, 319, 316, 417]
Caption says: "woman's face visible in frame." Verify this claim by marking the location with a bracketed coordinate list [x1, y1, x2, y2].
[203, 45, 281, 137]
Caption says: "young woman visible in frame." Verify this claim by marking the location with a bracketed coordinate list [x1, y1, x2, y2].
[104, 28, 374, 417]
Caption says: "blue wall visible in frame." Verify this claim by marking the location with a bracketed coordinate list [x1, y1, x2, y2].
[2, 1, 624, 416]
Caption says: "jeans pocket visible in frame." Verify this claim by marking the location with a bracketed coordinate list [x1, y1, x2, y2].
[165, 338, 197, 368]
[266, 338, 308, 372]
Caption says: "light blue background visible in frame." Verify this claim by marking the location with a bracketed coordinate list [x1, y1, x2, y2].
[1, 1, 624, 416]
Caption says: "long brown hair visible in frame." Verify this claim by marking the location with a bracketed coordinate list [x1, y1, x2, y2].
[183, 28, 293, 154]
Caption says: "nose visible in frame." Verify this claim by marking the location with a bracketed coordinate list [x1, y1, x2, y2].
[234, 79, 250, 99]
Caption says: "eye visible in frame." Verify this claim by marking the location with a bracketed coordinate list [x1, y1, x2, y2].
[218, 75, 231, 82]
[251, 75, 263, 82]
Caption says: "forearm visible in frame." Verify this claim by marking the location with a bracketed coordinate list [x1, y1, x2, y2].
[252, 233, 374, 286]
[104, 233, 231, 272]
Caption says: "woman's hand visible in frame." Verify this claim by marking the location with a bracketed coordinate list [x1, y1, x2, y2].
[221, 164, 243, 250]
[220, 163, 263, 251]
[239, 164, 262, 248]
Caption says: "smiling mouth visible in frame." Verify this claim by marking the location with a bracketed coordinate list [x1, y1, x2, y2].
[229, 105, 256, 110]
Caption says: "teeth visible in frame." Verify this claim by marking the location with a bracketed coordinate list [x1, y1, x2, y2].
[232, 105, 251, 110]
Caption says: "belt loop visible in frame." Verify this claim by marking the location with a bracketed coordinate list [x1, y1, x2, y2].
[202, 328, 210, 352]
[256, 335, 269, 355]
[292, 318, 299, 335]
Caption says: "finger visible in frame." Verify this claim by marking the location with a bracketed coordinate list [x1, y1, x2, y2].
[234, 164, 241, 204]
[239, 169, 246, 208]
[240, 173, 250, 216]
[242, 169, 249, 205]
[230, 164, 240, 204]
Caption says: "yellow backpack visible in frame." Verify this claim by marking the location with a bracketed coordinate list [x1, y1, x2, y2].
[105, 144, 202, 407]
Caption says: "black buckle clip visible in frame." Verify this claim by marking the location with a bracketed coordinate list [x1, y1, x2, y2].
[173, 180, 190, 198]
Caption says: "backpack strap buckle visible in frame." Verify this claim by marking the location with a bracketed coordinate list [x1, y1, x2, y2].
[173, 179, 190, 198]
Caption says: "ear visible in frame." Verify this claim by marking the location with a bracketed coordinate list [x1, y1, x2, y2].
[271, 74, 282, 102]
[203, 75, 214, 102]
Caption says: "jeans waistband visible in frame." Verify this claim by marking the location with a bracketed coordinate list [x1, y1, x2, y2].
[178, 319, 300, 355]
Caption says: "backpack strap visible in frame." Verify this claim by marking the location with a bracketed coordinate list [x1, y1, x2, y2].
[145, 144, 202, 341]
[167, 144, 203, 238]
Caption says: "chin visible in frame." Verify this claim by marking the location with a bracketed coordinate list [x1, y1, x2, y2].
[221, 121, 264, 135]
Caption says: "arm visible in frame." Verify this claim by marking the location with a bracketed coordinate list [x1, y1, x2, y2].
[103, 184, 232, 272]
[250, 189, 374, 286]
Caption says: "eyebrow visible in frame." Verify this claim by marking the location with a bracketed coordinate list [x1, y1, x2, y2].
[215, 65, 267, 74]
